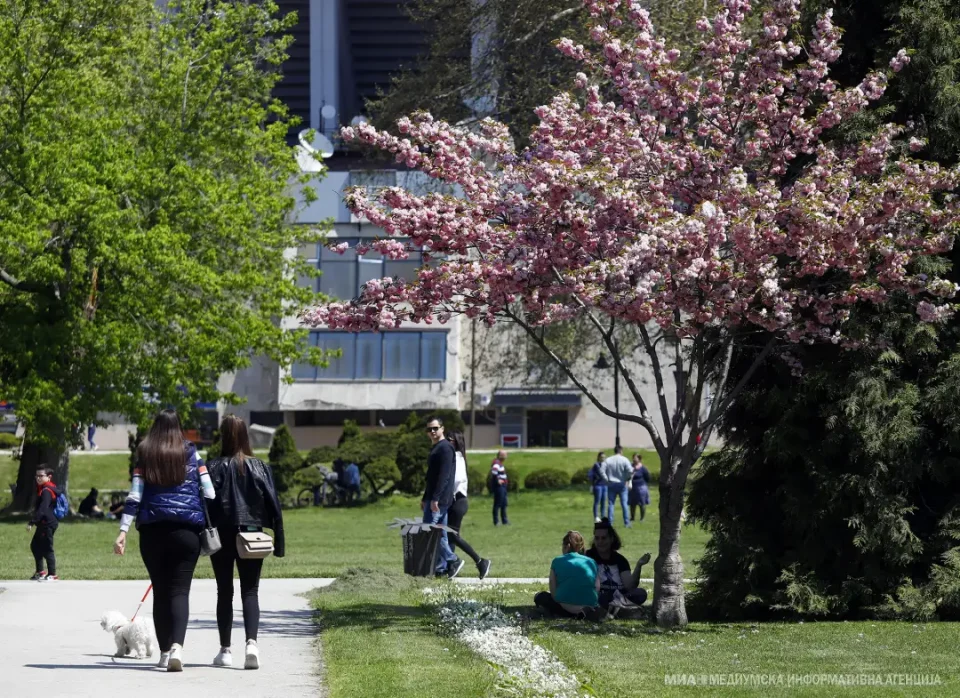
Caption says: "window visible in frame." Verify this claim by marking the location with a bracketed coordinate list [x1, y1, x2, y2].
[300, 238, 424, 300]
[292, 331, 448, 381]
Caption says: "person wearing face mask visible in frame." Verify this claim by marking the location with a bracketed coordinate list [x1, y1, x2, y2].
[585, 519, 650, 611]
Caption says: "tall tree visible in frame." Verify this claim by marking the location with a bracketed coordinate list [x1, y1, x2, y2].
[688, 0, 960, 621]
[0, 0, 321, 510]
[368, 0, 715, 146]
[308, 0, 960, 627]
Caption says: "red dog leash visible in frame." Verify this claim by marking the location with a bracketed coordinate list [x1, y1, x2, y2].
[130, 584, 153, 622]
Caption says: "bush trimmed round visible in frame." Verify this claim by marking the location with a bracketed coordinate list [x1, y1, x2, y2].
[0, 433, 19, 449]
[570, 466, 591, 486]
[467, 467, 487, 496]
[524, 468, 570, 490]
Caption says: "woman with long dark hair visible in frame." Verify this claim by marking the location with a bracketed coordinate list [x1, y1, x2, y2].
[114, 410, 215, 672]
[206, 415, 285, 670]
[446, 430, 491, 579]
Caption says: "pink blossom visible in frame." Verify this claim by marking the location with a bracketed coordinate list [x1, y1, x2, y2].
[890, 49, 910, 73]
[307, 0, 960, 353]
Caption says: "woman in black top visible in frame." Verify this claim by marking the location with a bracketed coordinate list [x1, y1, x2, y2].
[585, 519, 650, 609]
[206, 415, 285, 671]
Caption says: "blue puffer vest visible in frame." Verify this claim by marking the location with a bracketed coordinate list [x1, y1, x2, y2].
[138, 441, 206, 529]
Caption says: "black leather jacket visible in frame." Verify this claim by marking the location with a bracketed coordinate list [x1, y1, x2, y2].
[207, 456, 285, 557]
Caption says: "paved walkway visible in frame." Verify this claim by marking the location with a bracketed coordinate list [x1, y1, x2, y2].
[0, 578, 334, 697]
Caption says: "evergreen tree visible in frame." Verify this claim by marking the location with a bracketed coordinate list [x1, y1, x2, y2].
[688, 0, 960, 621]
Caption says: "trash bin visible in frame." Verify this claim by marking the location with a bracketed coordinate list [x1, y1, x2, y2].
[388, 518, 451, 577]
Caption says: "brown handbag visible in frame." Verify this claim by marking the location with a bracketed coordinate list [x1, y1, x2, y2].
[236, 531, 274, 559]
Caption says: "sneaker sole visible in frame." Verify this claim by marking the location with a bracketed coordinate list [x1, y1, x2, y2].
[448, 560, 466, 579]
[167, 657, 183, 672]
[244, 655, 259, 670]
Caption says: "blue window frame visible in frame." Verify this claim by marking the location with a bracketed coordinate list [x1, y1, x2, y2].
[300, 239, 423, 300]
[293, 331, 447, 381]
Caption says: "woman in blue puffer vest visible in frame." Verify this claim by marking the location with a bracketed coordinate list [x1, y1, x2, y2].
[114, 409, 215, 672]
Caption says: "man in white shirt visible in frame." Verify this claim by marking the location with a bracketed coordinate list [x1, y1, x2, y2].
[602, 446, 633, 527]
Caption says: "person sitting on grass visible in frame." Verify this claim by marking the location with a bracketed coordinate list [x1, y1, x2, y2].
[585, 519, 651, 611]
[78, 488, 105, 519]
[534, 531, 603, 620]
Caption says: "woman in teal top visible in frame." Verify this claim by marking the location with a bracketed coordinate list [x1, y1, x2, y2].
[534, 531, 602, 619]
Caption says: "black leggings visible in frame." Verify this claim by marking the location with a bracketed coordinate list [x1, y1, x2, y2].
[139, 522, 201, 652]
[534, 592, 579, 617]
[211, 528, 264, 648]
[31, 524, 57, 575]
[446, 496, 481, 564]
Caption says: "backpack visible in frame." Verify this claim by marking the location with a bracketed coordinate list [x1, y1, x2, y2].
[53, 491, 69, 519]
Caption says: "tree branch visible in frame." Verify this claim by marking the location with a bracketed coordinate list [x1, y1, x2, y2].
[638, 324, 676, 443]
[0, 266, 47, 295]
[516, 6, 581, 44]
[504, 308, 662, 444]
[548, 264, 661, 446]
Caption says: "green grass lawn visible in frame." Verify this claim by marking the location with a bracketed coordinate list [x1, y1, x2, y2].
[0, 448, 686, 581]
[313, 571, 498, 698]
[312, 579, 960, 698]
[0, 486, 705, 580]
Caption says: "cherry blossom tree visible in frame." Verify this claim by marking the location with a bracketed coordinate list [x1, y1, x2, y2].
[305, 0, 960, 627]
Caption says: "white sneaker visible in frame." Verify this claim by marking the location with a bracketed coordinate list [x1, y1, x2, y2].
[167, 643, 183, 672]
[213, 648, 232, 667]
[157, 652, 170, 669]
[244, 640, 259, 670]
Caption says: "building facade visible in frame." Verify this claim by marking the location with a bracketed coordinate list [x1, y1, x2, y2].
[92, 0, 678, 451]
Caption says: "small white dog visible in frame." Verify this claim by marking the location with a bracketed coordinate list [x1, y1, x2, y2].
[100, 610, 157, 659]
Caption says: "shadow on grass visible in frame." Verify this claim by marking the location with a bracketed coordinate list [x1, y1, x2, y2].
[315, 602, 434, 634]
[501, 604, 729, 638]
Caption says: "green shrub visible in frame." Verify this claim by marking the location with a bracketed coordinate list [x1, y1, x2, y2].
[570, 466, 592, 486]
[338, 419, 362, 446]
[293, 464, 326, 490]
[365, 455, 401, 493]
[524, 468, 570, 490]
[268, 424, 299, 465]
[205, 440, 222, 461]
[467, 467, 487, 496]
[268, 425, 301, 493]
[0, 433, 19, 448]
[271, 453, 303, 493]
[304, 445, 338, 466]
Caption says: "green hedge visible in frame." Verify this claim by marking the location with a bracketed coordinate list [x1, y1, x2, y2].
[524, 468, 571, 490]
[570, 466, 592, 486]
[466, 467, 487, 496]
[0, 433, 18, 449]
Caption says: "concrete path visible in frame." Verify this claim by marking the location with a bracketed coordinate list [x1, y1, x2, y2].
[0, 578, 334, 698]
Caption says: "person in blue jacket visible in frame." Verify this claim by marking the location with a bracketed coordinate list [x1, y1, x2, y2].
[113, 409, 216, 673]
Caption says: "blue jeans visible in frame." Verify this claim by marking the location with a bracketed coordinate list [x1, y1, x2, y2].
[493, 486, 509, 525]
[607, 483, 629, 525]
[592, 485, 608, 520]
[423, 504, 458, 574]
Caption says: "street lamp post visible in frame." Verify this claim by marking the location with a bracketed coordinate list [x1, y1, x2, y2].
[593, 348, 620, 449]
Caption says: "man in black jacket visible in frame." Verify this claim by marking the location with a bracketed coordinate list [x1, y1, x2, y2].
[421, 417, 463, 577]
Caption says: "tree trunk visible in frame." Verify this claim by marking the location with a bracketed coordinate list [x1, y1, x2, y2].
[653, 458, 688, 628]
[10, 442, 70, 513]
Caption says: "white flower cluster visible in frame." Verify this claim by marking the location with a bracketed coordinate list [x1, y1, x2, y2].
[431, 591, 587, 698]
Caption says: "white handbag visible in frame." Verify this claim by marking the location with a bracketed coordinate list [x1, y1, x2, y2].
[236, 530, 274, 559]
